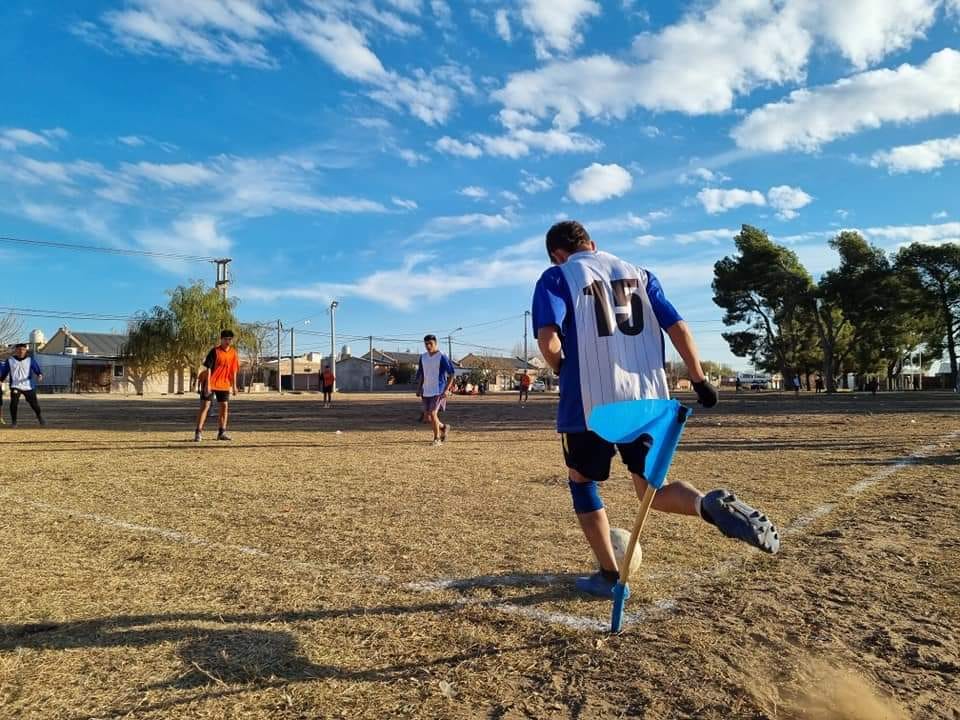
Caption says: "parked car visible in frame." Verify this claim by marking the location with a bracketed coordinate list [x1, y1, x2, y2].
[531, 380, 546, 392]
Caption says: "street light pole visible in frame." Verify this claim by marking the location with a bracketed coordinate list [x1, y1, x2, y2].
[330, 301, 339, 393]
[523, 310, 530, 369]
[276, 320, 283, 393]
[445, 326, 462, 361]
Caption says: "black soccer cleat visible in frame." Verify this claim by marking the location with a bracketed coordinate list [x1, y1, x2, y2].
[702, 489, 780, 554]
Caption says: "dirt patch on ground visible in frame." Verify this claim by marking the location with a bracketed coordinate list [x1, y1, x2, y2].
[0, 391, 957, 718]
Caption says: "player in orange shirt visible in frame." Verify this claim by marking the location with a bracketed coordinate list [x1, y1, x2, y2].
[321, 365, 335, 408]
[194, 329, 240, 442]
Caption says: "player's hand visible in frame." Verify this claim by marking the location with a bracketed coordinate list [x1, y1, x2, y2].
[692, 380, 719, 408]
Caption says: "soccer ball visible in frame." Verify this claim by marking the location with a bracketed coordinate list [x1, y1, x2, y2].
[610, 527, 642, 578]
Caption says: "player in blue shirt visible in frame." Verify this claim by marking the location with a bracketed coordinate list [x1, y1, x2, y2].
[0, 343, 46, 427]
[532, 221, 779, 598]
[416, 334, 457, 446]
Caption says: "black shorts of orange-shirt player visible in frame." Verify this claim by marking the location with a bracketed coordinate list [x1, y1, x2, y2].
[561, 431, 651, 481]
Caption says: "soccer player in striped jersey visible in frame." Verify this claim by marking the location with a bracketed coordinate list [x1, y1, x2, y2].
[532, 221, 779, 598]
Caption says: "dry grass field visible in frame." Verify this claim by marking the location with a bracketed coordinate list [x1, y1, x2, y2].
[1, 390, 958, 719]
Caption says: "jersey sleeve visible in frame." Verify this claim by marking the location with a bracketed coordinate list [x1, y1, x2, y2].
[532, 267, 567, 334]
[644, 270, 683, 329]
[203, 349, 217, 370]
[441, 355, 455, 376]
[0, 360, 7, 381]
[31, 358, 42, 375]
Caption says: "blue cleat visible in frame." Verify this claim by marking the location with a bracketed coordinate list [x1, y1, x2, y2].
[575, 571, 630, 600]
[703, 489, 780, 554]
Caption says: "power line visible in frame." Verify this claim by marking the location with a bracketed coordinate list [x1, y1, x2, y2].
[0, 235, 220, 263]
[0, 306, 135, 322]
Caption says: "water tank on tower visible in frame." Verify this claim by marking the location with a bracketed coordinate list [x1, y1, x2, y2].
[341, 344, 351, 359]
[29, 329, 45, 350]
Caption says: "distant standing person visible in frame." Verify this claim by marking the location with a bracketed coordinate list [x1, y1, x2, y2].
[416, 334, 456, 446]
[735, 376, 742, 393]
[321, 365, 335, 408]
[0, 343, 45, 427]
[792, 375, 801, 395]
[194, 329, 239, 442]
[519, 372, 532, 406]
[815, 375, 824, 393]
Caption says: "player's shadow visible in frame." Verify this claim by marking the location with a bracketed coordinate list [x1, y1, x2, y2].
[0, 595, 572, 718]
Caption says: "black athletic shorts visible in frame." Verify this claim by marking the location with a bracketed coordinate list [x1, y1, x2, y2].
[200, 389, 230, 403]
[561, 431, 651, 482]
[322, 385, 333, 394]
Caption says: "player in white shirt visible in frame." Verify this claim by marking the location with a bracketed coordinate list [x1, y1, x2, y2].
[416, 334, 456, 446]
[0, 343, 46, 427]
[532, 221, 779, 598]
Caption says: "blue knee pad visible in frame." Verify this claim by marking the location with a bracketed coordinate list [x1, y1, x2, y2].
[569, 479, 603, 514]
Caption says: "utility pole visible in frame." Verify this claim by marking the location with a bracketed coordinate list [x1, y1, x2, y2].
[330, 301, 338, 393]
[523, 310, 530, 369]
[369, 335, 374, 393]
[290, 327, 295, 392]
[214, 259, 232, 297]
[446, 326, 462, 361]
[276, 320, 283, 393]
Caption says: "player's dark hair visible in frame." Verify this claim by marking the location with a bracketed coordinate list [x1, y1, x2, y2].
[220, 329, 234, 338]
[423, 334, 437, 343]
[14, 342, 27, 348]
[545, 220, 592, 262]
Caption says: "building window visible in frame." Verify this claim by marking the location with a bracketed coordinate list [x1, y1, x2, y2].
[114, 365, 125, 378]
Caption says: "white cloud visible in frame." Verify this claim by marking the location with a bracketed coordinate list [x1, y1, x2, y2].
[398, 148, 429, 166]
[933, 210, 949, 219]
[733, 49, 960, 152]
[500, 190, 520, 202]
[434, 136, 483, 158]
[415, 212, 511, 240]
[767, 185, 813, 220]
[680, 167, 730, 184]
[640, 125, 661, 138]
[860, 221, 960, 247]
[118, 135, 146, 147]
[283, 11, 386, 82]
[135, 215, 231, 262]
[634, 234, 660, 246]
[520, 0, 600, 58]
[392, 197, 418, 210]
[696, 187, 766, 214]
[494, 0, 943, 131]
[17, 201, 113, 240]
[458, 185, 488, 199]
[807, 0, 939, 70]
[83, 3, 466, 126]
[126, 161, 218, 187]
[240, 253, 545, 310]
[476, 127, 602, 158]
[836, 209, 850, 219]
[568, 163, 632, 204]
[10, 158, 73, 185]
[496, 2, 813, 128]
[586, 211, 659, 233]
[870, 134, 960, 173]
[495, 9, 512, 42]
[520, 170, 554, 194]
[101, 0, 277, 68]
[672, 228, 738, 245]
[0, 127, 67, 151]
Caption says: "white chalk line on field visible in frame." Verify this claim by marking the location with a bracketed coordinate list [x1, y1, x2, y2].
[4, 429, 957, 634]
[407, 428, 960, 626]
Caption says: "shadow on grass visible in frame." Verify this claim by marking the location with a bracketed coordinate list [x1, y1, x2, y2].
[0, 575, 581, 717]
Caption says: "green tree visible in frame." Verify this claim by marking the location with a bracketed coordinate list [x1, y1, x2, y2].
[896, 242, 960, 389]
[165, 281, 239, 377]
[236, 322, 275, 383]
[123, 309, 176, 394]
[713, 225, 813, 381]
[124, 281, 240, 393]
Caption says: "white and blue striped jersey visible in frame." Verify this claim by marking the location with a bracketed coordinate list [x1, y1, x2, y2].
[532, 250, 682, 433]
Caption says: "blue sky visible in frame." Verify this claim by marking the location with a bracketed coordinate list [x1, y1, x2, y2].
[2, 1, 959, 367]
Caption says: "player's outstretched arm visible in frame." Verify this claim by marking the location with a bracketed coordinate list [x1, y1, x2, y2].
[666, 321, 718, 407]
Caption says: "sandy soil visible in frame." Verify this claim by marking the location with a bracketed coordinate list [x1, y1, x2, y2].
[0, 390, 957, 719]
